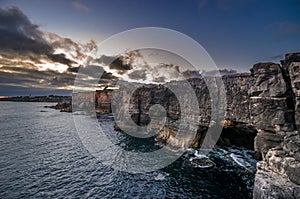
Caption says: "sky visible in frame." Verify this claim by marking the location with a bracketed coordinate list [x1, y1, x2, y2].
[0, 0, 300, 96]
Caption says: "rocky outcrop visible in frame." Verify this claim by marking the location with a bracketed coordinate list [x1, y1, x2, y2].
[253, 132, 300, 199]
[113, 75, 257, 149]
[252, 53, 300, 199]
[95, 90, 112, 114]
[249, 62, 295, 159]
[281, 53, 300, 130]
[47, 100, 72, 112]
[111, 52, 300, 198]
[249, 63, 294, 132]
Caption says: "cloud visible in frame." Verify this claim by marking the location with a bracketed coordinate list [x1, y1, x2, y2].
[72, 1, 90, 13]
[65, 64, 120, 89]
[0, 65, 75, 89]
[181, 70, 202, 78]
[0, 6, 211, 95]
[153, 76, 166, 83]
[270, 54, 283, 61]
[0, 85, 71, 96]
[0, 6, 108, 94]
[127, 69, 147, 81]
[96, 55, 132, 74]
[0, 6, 77, 67]
[95, 49, 205, 84]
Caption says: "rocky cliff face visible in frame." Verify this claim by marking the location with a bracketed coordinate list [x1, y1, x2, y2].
[253, 132, 300, 199]
[252, 54, 300, 198]
[111, 52, 300, 198]
[69, 52, 300, 198]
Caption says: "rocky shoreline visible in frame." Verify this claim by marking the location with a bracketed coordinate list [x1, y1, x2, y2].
[45, 100, 72, 112]
[52, 52, 300, 198]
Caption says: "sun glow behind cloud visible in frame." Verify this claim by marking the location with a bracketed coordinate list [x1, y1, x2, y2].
[36, 61, 69, 73]
[0, 6, 204, 94]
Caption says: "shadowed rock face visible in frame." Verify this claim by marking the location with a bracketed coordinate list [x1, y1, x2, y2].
[113, 58, 296, 155]
[251, 53, 300, 198]
[282, 53, 300, 130]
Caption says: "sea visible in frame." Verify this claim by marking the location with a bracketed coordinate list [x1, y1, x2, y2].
[0, 101, 257, 198]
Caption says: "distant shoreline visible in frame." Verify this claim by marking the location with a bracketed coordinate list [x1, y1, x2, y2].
[0, 95, 71, 103]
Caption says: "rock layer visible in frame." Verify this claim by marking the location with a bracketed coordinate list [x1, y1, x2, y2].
[252, 53, 300, 198]
[253, 132, 300, 199]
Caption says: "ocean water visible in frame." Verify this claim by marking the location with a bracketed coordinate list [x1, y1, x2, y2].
[0, 102, 256, 198]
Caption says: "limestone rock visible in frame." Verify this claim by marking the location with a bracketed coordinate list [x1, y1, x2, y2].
[253, 161, 300, 199]
[281, 52, 300, 129]
[254, 130, 284, 158]
[253, 133, 300, 198]
[250, 62, 287, 97]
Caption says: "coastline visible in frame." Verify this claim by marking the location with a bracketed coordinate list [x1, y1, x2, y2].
[28, 52, 300, 198]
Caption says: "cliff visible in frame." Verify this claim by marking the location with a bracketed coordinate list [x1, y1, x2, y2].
[111, 52, 300, 198]
[252, 53, 300, 199]
[68, 52, 300, 198]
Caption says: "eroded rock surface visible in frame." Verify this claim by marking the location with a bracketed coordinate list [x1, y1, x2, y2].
[70, 52, 300, 198]
[253, 133, 300, 199]
[112, 52, 300, 199]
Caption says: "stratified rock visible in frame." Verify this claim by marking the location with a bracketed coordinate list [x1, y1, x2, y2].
[250, 97, 294, 132]
[281, 52, 300, 130]
[253, 161, 300, 199]
[253, 133, 300, 198]
[254, 130, 283, 159]
[250, 63, 287, 98]
[248, 62, 295, 161]
[95, 90, 112, 114]
[223, 73, 254, 124]
[250, 62, 294, 133]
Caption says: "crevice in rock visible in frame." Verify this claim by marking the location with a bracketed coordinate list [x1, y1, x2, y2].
[279, 64, 297, 130]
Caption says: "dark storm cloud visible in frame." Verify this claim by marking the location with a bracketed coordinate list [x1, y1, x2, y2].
[0, 6, 76, 66]
[127, 69, 147, 81]
[100, 71, 119, 81]
[203, 69, 237, 76]
[181, 70, 202, 78]
[0, 6, 129, 94]
[47, 32, 97, 60]
[76, 65, 120, 85]
[156, 63, 180, 73]
[67, 66, 80, 73]
[0, 65, 75, 88]
[96, 55, 132, 74]
[65, 64, 120, 88]
[98, 71, 120, 87]
[0, 85, 71, 96]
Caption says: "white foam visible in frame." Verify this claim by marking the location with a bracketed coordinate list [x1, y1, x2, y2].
[154, 173, 167, 181]
[229, 153, 251, 168]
